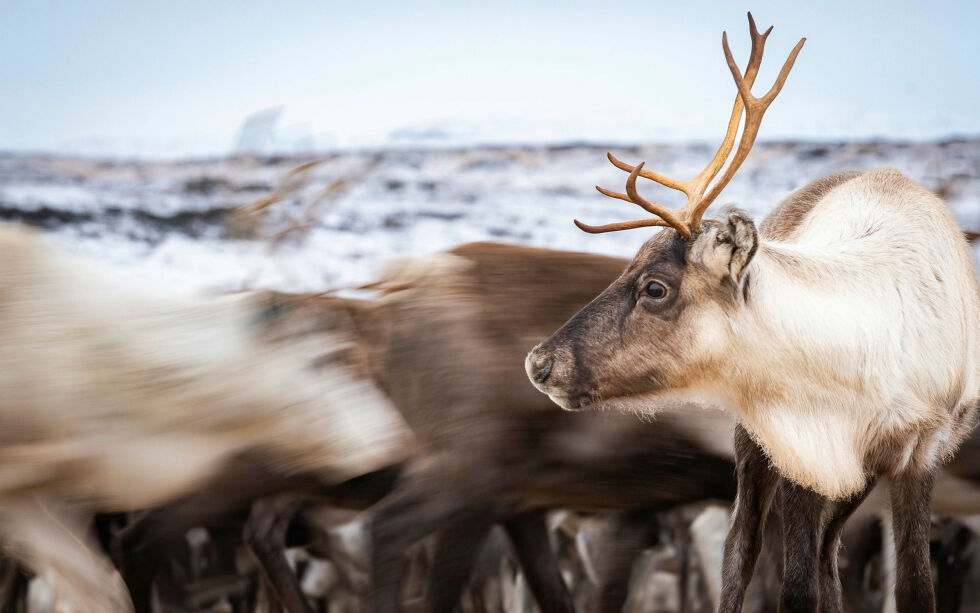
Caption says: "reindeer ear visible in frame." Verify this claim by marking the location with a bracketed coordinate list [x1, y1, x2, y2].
[688, 207, 758, 284]
[723, 208, 759, 281]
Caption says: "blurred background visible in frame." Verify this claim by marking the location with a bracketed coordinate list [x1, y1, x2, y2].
[0, 0, 977, 293]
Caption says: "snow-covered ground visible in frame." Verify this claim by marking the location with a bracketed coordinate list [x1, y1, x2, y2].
[0, 139, 977, 294]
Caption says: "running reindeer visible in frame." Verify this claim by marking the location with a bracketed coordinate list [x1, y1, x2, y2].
[0, 223, 413, 612]
[526, 13, 980, 613]
[113, 242, 739, 613]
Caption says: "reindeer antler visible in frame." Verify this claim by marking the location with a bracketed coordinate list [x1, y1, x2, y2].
[579, 13, 805, 240]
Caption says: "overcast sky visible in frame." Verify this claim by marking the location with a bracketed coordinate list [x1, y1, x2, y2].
[2, 0, 977, 157]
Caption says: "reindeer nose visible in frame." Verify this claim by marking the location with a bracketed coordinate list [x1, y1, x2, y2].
[526, 350, 555, 385]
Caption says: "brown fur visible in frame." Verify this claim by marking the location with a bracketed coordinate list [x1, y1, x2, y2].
[759, 171, 864, 241]
[354, 242, 737, 612]
[116, 242, 738, 613]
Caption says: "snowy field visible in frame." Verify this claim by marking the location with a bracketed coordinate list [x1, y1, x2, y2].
[1, 139, 978, 296]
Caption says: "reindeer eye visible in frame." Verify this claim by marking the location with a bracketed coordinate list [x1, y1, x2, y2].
[644, 281, 667, 299]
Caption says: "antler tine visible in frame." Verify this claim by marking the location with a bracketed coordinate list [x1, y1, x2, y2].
[748, 12, 774, 48]
[594, 185, 635, 204]
[573, 218, 669, 234]
[722, 31, 805, 115]
[744, 12, 774, 92]
[593, 160, 691, 237]
[758, 37, 807, 105]
[606, 152, 691, 195]
[697, 32, 805, 212]
[589, 162, 690, 237]
[624, 163, 691, 238]
[583, 14, 803, 238]
[679, 12, 770, 229]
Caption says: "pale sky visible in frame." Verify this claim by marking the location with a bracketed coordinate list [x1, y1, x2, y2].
[1, 0, 977, 157]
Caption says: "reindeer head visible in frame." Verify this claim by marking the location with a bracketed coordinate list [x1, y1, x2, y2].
[526, 14, 804, 411]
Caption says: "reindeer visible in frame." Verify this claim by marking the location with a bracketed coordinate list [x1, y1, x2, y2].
[525, 13, 980, 613]
[109, 241, 740, 613]
[0, 222, 413, 612]
[298, 242, 743, 613]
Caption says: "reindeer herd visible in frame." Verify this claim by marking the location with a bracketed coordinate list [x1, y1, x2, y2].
[0, 12, 977, 613]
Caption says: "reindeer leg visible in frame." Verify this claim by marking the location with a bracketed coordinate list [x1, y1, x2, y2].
[932, 517, 972, 613]
[674, 521, 692, 613]
[838, 513, 884, 613]
[744, 493, 784, 613]
[0, 497, 133, 613]
[244, 496, 313, 613]
[114, 508, 190, 613]
[423, 508, 495, 613]
[370, 484, 429, 613]
[590, 508, 659, 613]
[502, 509, 576, 613]
[719, 425, 780, 613]
[890, 468, 937, 613]
[778, 480, 828, 613]
[370, 458, 507, 613]
[114, 456, 305, 612]
[0, 557, 27, 613]
[818, 479, 876, 613]
[370, 473, 468, 613]
[8, 568, 26, 613]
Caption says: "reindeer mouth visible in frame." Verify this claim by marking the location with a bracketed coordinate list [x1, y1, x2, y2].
[548, 392, 596, 411]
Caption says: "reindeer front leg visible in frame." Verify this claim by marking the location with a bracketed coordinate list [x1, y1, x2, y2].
[502, 509, 576, 613]
[591, 508, 660, 613]
[719, 425, 779, 613]
[244, 496, 313, 613]
[890, 468, 937, 613]
[818, 479, 876, 613]
[0, 497, 133, 613]
[423, 507, 496, 613]
[778, 480, 828, 613]
[369, 455, 502, 613]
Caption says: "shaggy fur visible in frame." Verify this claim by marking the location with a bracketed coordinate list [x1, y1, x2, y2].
[528, 169, 980, 612]
[529, 169, 979, 498]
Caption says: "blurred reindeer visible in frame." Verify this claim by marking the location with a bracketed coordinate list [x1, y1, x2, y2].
[111, 241, 739, 613]
[0, 222, 413, 612]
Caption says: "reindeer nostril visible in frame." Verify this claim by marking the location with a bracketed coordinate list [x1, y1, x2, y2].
[532, 357, 554, 384]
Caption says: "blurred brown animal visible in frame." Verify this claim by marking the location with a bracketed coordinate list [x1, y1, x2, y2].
[114, 241, 739, 613]
[353, 242, 737, 613]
